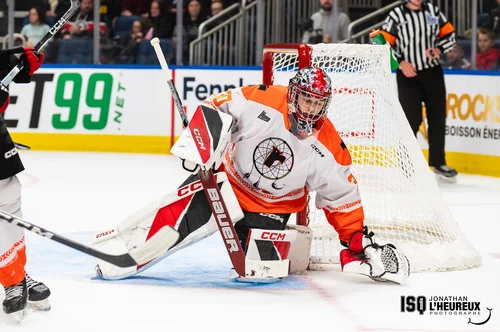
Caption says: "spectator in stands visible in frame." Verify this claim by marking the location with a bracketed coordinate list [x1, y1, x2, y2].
[442, 44, 471, 70]
[485, 0, 500, 38]
[477, 27, 499, 69]
[207, 0, 228, 29]
[131, 19, 146, 43]
[121, 0, 152, 17]
[21, 7, 51, 48]
[60, 0, 96, 40]
[301, 0, 351, 44]
[144, 0, 175, 39]
[211, 0, 224, 17]
[115, 19, 147, 63]
[174, 0, 208, 63]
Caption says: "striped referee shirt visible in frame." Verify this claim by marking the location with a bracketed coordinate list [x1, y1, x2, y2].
[381, 2, 456, 71]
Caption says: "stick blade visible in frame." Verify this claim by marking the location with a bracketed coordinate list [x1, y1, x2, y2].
[128, 226, 179, 265]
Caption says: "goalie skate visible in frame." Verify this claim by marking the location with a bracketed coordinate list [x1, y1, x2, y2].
[229, 268, 281, 284]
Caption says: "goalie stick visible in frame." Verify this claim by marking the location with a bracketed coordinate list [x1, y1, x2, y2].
[0, 209, 179, 268]
[1, 0, 80, 86]
[150, 37, 246, 277]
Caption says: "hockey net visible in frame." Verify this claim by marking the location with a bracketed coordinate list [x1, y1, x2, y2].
[262, 43, 481, 272]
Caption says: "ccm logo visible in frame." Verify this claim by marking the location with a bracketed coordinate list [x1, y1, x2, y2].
[193, 128, 207, 150]
[96, 229, 115, 239]
[311, 144, 324, 158]
[5, 217, 54, 238]
[261, 232, 286, 241]
[49, 18, 66, 34]
[206, 188, 239, 253]
[177, 181, 203, 196]
[4, 147, 17, 159]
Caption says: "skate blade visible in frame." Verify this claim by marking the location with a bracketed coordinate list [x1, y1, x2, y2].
[28, 299, 51, 311]
[234, 276, 282, 283]
[8, 309, 26, 323]
[229, 269, 281, 283]
[435, 173, 457, 184]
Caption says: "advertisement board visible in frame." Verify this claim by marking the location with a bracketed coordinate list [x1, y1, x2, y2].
[418, 73, 500, 176]
[6, 66, 173, 152]
[4, 66, 499, 176]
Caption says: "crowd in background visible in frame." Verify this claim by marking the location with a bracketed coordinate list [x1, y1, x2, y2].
[439, 1, 500, 70]
[1, 0, 500, 69]
[300, 0, 500, 71]
[2, 0, 238, 64]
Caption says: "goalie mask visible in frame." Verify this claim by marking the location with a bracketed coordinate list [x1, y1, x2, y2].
[287, 66, 332, 139]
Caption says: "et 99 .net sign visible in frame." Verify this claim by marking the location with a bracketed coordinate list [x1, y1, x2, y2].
[4, 71, 126, 133]
[52, 73, 115, 130]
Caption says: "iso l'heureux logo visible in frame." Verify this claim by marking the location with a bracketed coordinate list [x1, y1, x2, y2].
[401, 295, 493, 325]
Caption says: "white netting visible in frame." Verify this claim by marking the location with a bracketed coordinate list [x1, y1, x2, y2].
[264, 43, 481, 272]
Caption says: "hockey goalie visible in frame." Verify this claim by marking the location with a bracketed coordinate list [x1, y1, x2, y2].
[92, 66, 410, 284]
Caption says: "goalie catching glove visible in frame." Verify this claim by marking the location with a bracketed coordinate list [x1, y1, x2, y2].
[340, 227, 410, 284]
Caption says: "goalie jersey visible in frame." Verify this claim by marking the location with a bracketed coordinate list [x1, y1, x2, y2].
[203, 84, 365, 242]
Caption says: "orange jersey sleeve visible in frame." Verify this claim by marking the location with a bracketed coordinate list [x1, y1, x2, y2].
[313, 120, 365, 243]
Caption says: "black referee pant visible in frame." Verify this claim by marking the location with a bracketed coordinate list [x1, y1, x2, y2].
[396, 65, 447, 167]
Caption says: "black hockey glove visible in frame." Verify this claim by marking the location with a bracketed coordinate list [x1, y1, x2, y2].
[0, 47, 44, 84]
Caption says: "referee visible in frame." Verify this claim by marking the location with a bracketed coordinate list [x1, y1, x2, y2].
[381, 0, 457, 182]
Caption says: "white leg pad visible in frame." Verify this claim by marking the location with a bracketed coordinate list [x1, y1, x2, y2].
[286, 225, 312, 273]
[232, 229, 297, 282]
[92, 172, 244, 280]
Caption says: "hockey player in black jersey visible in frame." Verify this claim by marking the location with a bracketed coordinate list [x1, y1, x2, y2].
[0, 47, 50, 321]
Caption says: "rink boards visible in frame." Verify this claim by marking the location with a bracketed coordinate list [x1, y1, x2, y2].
[5, 65, 500, 177]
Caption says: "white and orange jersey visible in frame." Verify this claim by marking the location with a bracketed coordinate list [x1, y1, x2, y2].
[204, 84, 364, 242]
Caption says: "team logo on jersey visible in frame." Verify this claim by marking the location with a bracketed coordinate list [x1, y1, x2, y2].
[258, 111, 270, 122]
[243, 137, 294, 190]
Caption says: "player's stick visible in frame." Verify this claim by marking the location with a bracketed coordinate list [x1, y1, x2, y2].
[14, 142, 31, 150]
[0, 209, 179, 268]
[150, 37, 246, 277]
[1, 0, 80, 86]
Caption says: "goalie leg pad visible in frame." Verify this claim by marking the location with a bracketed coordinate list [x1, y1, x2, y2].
[286, 225, 312, 273]
[93, 172, 244, 280]
[231, 228, 296, 282]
